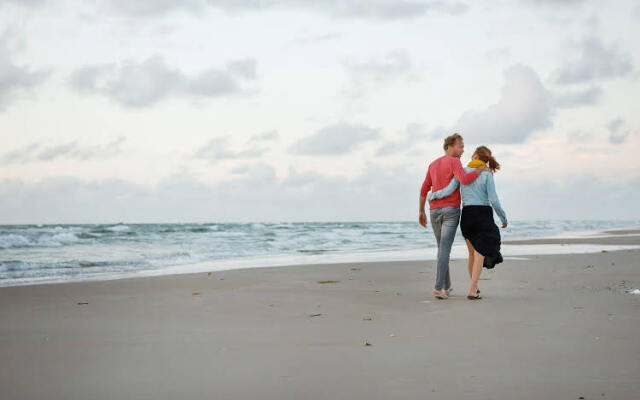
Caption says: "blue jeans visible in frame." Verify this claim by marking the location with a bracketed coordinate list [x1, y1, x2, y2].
[429, 206, 460, 290]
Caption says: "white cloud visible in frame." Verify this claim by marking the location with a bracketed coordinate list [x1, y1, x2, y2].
[289, 122, 379, 155]
[193, 137, 266, 163]
[553, 37, 633, 84]
[1, 137, 126, 164]
[607, 118, 629, 144]
[554, 86, 602, 108]
[69, 55, 257, 107]
[101, 0, 468, 19]
[0, 40, 49, 110]
[449, 65, 554, 144]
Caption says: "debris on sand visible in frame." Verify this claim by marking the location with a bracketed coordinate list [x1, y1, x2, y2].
[363, 340, 372, 346]
[192, 292, 200, 296]
[317, 280, 340, 284]
[309, 313, 322, 317]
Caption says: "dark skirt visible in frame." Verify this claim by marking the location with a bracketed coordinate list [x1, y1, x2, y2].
[460, 205, 503, 269]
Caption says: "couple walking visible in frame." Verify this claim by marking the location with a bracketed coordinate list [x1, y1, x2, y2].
[419, 133, 507, 300]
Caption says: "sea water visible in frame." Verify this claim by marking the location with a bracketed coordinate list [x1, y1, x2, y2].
[1, 220, 638, 287]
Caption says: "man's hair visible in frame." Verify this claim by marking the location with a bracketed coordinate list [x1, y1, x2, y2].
[443, 133, 463, 150]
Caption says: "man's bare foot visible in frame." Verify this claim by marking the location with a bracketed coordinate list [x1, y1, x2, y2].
[433, 289, 448, 299]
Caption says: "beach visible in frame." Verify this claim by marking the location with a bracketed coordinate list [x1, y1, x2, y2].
[1, 232, 639, 399]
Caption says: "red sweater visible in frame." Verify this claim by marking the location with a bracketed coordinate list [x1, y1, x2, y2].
[420, 155, 480, 210]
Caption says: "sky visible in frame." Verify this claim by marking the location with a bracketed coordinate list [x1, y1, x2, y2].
[1, 0, 639, 224]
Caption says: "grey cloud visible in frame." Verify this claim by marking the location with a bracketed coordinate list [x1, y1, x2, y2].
[553, 37, 633, 85]
[0, 163, 422, 223]
[291, 32, 343, 46]
[0, 143, 40, 164]
[0, 0, 45, 6]
[227, 59, 257, 79]
[447, 65, 554, 144]
[0, 44, 49, 110]
[607, 118, 628, 144]
[3, 167, 639, 224]
[194, 137, 265, 162]
[249, 130, 279, 142]
[1, 137, 126, 164]
[310, 0, 468, 20]
[37, 142, 78, 161]
[104, 0, 467, 19]
[69, 55, 257, 107]
[554, 86, 602, 108]
[346, 49, 413, 84]
[227, 162, 277, 185]
[289, 122, 379, 155]
[344, 49, 417, 101]
[104, 0, 204, 16]
[376, 123, 427, 156]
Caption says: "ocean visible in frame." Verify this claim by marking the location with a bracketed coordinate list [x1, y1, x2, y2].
[1, 220, 639, 287]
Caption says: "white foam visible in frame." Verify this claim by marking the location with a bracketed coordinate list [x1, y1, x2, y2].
[628, 289, 640, 295]
[106, 225, 130, 232]
[0, 234, 31, 249]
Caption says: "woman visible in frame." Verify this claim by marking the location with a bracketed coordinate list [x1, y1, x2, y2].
[427, 146, 507, 300]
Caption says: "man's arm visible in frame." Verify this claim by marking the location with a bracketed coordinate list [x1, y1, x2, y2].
[451, 158, 481, 185]
[418, 168, 431, 227]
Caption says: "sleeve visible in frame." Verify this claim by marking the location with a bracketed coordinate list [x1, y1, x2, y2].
[427, 177, 460, 201]
[419, 166, 432, 198]
[486, 173, 507, 224]
[452, 158, 480, 185]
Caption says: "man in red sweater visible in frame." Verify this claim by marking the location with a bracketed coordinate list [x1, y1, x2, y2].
[419, 133, 487, 299]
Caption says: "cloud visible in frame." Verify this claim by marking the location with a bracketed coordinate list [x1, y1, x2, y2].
[345, 49, 413, 84]
[102, 0, 468, 20]
[553, 37, 633, 85]
[0, 162, 423, 223]
[249, 130, 279, 142]
[288, 122, 379, 155]
[0, 137, 126, 164]
[554, 85, 602, 108]
[342, 49, 418, 103]
[0, 143, 40, 164]
[308, 0, 468, 20]
[103, 0, 204, 16]
[193, 137, 265, 163]
[0, 40, 49, 110]
[0, 0, 45, 6]
[69, 55, 257, 107]
[446, 65, 554, 144]
[376, 123, 428, 156]
[3, 167, 640, 224]
[607, 118, 629, 144]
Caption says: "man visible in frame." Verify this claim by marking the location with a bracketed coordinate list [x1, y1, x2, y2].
[419, 133, 487, 299]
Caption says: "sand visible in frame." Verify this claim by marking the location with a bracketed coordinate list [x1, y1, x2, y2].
[1, 235, 639, 399]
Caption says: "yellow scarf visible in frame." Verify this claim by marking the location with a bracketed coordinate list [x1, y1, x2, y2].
[467, 159, 486, 168]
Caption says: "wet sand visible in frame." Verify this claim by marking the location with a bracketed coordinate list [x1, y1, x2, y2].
[1, 234, 639, 399]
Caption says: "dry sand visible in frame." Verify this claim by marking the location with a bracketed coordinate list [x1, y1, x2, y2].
[1, 235, 639, 399]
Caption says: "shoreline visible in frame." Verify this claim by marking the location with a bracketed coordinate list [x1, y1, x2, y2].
[2, 226, 640, 289]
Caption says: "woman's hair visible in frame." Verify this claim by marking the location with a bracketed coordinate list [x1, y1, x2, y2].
[474, 146, 500, 172]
